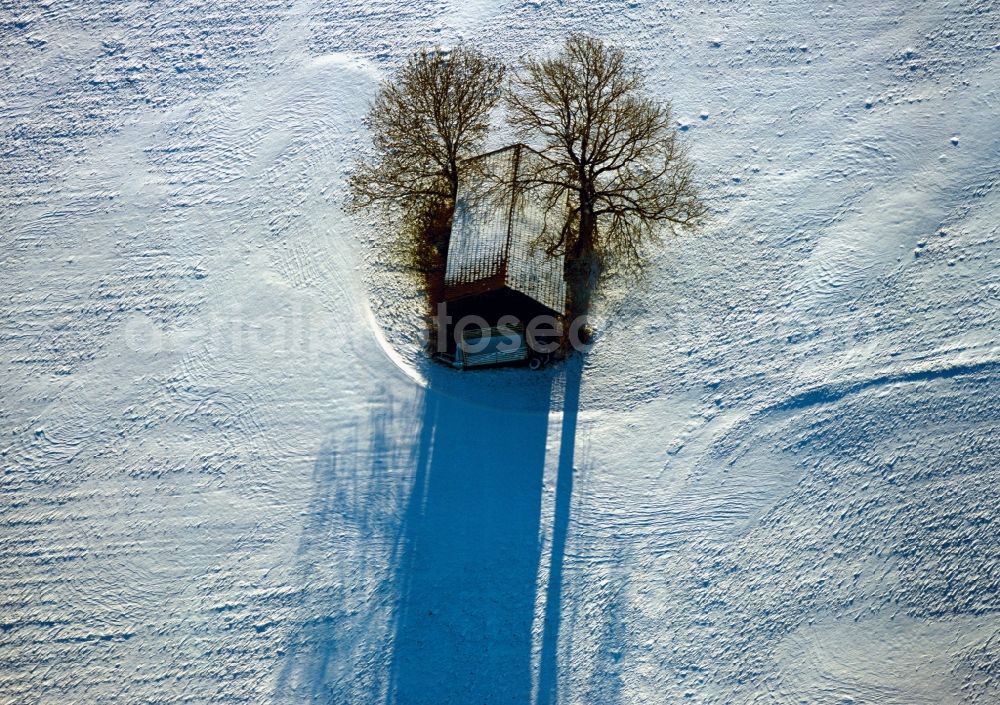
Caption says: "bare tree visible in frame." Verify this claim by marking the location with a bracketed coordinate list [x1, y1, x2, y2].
[348, 45, 506, 232]
[507, 34, 706, 316]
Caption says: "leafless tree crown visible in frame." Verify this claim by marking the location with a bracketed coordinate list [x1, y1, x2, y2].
[348, 45, 506, 215]
[506, 34, 705, 274]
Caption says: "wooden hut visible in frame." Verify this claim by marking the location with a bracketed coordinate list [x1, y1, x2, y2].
[440, 144, 566, 369]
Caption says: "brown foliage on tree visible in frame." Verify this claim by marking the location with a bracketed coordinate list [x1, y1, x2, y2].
[348, 45, 506, 236]
[506, 35, 706, 316]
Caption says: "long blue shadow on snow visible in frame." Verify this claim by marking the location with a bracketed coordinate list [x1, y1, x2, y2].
[536, 358, 581, 705]
[270, 386, 414, 704]
[387, 359, 581, 705]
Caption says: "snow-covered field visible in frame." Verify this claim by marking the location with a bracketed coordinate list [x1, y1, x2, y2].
[2, 1, 998, 703]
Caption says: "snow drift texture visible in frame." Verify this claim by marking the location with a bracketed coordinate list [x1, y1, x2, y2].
[1, 1, 998, 704]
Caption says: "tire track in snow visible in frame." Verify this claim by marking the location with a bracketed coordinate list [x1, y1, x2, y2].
[708, 352, 1000, 467]
[774, 355, 1000, 412]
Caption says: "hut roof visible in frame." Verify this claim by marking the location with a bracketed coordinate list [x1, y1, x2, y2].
[443, 144, 567, 315]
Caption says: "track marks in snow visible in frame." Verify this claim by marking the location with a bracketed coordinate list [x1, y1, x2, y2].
[619, 363, 1000, 703]
[774, 355, 1000, 413]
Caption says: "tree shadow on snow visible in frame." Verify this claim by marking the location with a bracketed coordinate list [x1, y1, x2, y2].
[270, 386, 417, 703]
[535, 358, 581, 705]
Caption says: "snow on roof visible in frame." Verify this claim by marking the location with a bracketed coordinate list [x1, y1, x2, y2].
[443, 144, 567, 314]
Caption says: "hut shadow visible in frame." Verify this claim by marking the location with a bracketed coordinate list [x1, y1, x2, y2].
[270, 360, 583, 705]
[387, 369, 557, 704]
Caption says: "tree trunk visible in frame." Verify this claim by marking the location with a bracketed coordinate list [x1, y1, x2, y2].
[565, 193, 599, 321]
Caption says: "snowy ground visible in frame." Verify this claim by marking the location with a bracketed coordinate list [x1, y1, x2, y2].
[2, 1, 999, 703]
